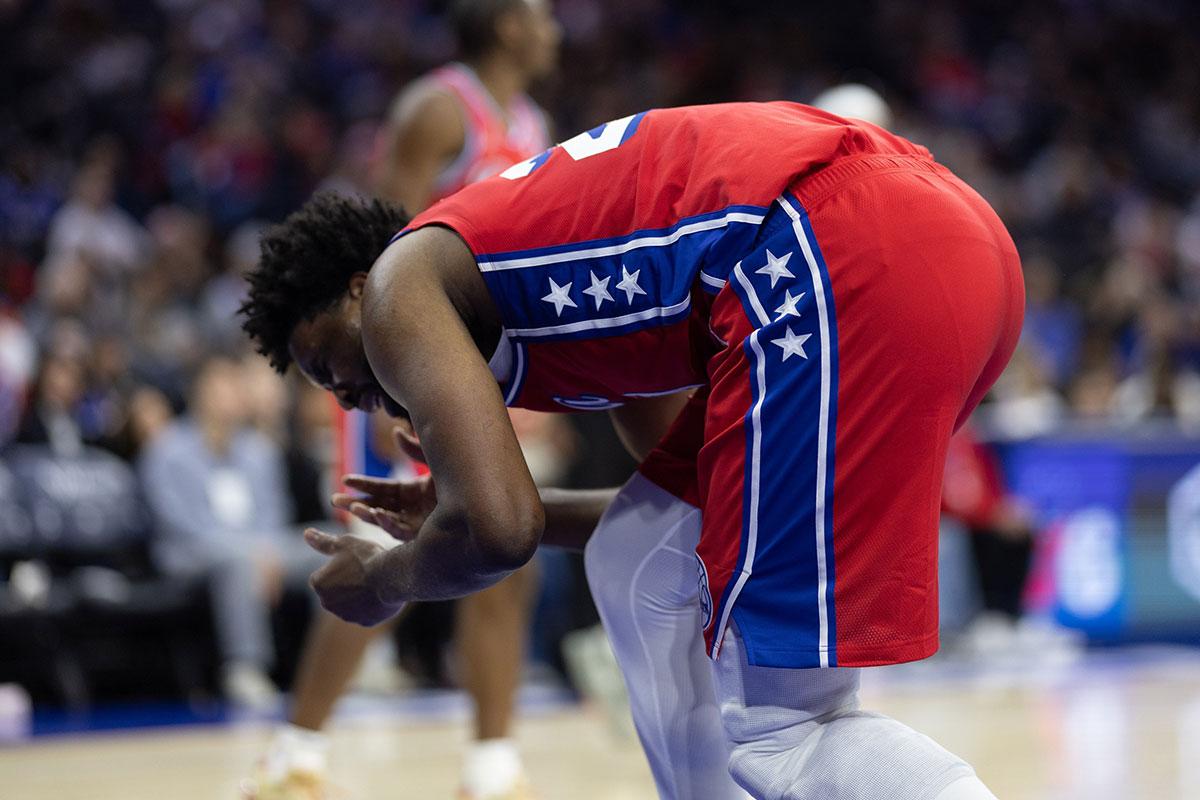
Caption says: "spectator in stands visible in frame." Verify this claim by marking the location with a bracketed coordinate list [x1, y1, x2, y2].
[14, 352, 90, 457]
[201, 222, 265, 354]
[138, 356, 324, 709]
[44, 140, 146, 283]
[0, 307, 36, 446]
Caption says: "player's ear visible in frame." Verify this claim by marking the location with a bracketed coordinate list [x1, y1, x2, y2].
[347, 271, 370, 299]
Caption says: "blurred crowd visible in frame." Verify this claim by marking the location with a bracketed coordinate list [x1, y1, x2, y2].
[1, 0, 1199, 697]
[4, 0, 1200, 456]
[3, 0, 1200, 463]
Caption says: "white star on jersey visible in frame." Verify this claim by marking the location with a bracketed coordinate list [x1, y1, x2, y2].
[541, 277, 577, 316]
[771, 325, 812, 361]
[756, 249, 795, 288]
[582, 270, 614, 309]
[774, 290, 805, 320]
[616, 265, 647, 304]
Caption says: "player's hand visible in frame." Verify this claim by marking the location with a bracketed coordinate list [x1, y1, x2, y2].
[303, 528, 405, 626]
[331, 471, 437, 542]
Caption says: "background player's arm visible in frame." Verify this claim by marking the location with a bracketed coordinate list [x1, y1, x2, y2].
[335, 391, 688, 553]
[336, 472, 615, 553]
[374, 85, 465, 212]
[609, 392, 691, 461]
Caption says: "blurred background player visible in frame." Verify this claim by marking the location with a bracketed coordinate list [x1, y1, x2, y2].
[247, 2, 561, 798]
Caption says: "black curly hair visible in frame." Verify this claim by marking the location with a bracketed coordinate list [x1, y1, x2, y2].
[240, 192, 410, 373]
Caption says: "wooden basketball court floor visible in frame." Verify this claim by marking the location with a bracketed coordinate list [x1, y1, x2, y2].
[3, 646, 1199, 800]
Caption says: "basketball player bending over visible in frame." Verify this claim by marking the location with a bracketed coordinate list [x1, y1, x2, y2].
[242, 102, 1021, 799]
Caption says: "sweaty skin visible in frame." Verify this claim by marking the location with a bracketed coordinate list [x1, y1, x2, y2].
[302, 226, 538, 623]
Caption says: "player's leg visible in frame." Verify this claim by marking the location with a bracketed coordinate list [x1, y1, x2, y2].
[454, 561, 538, 799]
[248, 404, 407, 798]
[247, 523, 403, 799]
[696, 163, 1021, 797]
[290, 612, 392, 729]
[711, 623, 994, 800]
[584, 472, 750, 800]
[245, 615, 392, 798]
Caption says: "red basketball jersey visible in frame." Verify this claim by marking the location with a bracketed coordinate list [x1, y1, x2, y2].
[404, 101, 928, 412]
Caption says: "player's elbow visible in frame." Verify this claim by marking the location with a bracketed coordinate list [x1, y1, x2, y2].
[468, 496, 545, 571]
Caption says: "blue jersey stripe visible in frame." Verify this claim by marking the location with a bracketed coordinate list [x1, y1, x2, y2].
[789, 194, 840, 665]
[480, 205, 768, 342]
[705, 198, 841, 668]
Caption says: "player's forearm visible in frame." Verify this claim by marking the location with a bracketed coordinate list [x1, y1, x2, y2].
[372, 501, 542, 604]
[369, 485, 615, 603]
[537, 486, 619, 551]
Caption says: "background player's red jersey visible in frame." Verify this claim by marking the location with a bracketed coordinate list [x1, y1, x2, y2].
[426, 63, 548, 201]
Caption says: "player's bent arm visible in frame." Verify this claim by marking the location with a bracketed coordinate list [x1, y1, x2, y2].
[535, 487, 618, 551]
[337, 473, 614, 553]
[358, 237, 544, 603]
[608, 392, 691, 461]
[375, 85, 465, 212]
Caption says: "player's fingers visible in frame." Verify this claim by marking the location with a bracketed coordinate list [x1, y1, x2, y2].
[331, 492, 360, 510]
[308, 562, 334, 598]
[343, 474, 393, 491]
[304, 527, 341, 556]
[348, 503, 415, 541]
[347, 501, 383, 527]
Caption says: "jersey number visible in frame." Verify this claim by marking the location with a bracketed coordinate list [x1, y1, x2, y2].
[501, 112, 646, 180]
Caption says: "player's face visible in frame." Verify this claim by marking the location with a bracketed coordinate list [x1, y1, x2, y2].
[513, 0, 561, 78]
[288, 290, 408, 419]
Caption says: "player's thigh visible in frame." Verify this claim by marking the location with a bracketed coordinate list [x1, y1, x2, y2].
[694, 168, 1023, 668]
[797, 165, 1023, 666]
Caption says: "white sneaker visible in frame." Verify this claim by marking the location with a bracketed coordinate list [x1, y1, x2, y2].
[459, 739, 536, 800]
[222, 662, 282, 711]
[1015, 616, 1085, 666]
[562, 625, 636, 739]
[959, 612, 1020, 662]
[241, 725, 333, 800]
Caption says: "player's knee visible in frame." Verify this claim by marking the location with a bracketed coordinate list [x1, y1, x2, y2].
[722, 707, 977, 800]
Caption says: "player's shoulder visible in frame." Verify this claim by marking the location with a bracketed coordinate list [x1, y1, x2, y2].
[384, 75, 465, 143]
